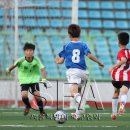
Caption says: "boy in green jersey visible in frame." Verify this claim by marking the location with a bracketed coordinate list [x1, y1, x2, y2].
[6, 43, 47, 117]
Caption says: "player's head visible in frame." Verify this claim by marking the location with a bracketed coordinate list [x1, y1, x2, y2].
[118, 32, 129, 46]
[23, 42, 35, 57]
[68, 24, 81, 38]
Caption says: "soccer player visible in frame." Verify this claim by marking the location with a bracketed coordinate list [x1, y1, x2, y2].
[108, 32, 130, 120]
[55, 24, 104, 120]
[6, 43, 47, 117]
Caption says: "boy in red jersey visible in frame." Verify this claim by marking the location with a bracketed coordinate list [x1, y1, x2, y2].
[109, 32, 130, 120]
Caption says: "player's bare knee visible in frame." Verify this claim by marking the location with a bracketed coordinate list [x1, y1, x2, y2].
[21, 92, 28, 98]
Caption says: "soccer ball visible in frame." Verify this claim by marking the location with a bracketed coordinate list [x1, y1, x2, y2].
[54, 110, 67, 124]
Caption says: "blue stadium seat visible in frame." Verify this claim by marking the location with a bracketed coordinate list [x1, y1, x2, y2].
[103, 20, 115, 28]
[37, 19, 49, 27]
[108, 37, 118, 45]
[49, 9, 61, 17]
[78, 10, 87, 18]
[35, 9, 48, 17]
[31, 28, 43, 35]
[0, 35, 4, 44]
[50, 19, 63, 27]
[35, 36, 49, 44]
[113, 1, 126, 9]
[24, 19, 37, 27]
[101, 1, 113, 9]
[94, 37, 107, 45]
[0, 9, 3, 16]
[48, 0, 60, 8]
[127, 2, 130, 9]
[33, 0, 46, 7]
[18, 28, 27, 35]
[63, 19, 71, 27]
[79, 1, 87, 8]
[0, 18, 4, 26]
[62, 10, 71, 18]
[46, 29, 59, 35]
[20, 34, 34, 44]
[88, 11, 100, 18]
[91, 65, 102, 79]
[96, 47, 109, 56]
[50, 36, 63, 45]
[90, 20, 102, 28]
[88, 1, 100, 9]
[22, 9, 35, 17]
[18, 18, 24, 26]
[61, 1, 72, 8]
[79, 20, 89, 28]
[8, 10, 14, 16]
[128, 12, 130, 19]
[101, 11, 114, 18]
[115, 11, 127, 19]
[60, 29, 68, 36]
[116, 21, 128, 29]
[89, 30, 101, 36]
[103, 30, 116, 36]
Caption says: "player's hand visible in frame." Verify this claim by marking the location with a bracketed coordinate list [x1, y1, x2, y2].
[6, 68, 11, 74]
[98, 62, 104, 68]
[55, 57, 59, 64]
[40, 78, 47, 88]
[108, 66, 114, 75]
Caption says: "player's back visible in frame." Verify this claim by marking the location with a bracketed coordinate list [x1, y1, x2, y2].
[63, 41, 91, 70]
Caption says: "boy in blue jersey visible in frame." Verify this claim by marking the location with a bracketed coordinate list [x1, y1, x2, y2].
[55, 24, 104, 120]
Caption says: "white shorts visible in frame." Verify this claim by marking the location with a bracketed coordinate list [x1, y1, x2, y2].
[66, 68, 89, 87]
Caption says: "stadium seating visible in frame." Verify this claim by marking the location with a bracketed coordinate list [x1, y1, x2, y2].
[1, 0, 130, 80]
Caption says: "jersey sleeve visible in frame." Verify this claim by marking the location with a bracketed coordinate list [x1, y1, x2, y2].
[118, 50, 127, 60]
[58, 45, 66, 58]
[14, 57, 24, 67]
[35, 57, 44, 69]
[83, 43, 91, 55]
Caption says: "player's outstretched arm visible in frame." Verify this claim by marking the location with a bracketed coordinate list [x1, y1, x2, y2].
[40, 68, 46, 79]
[6, 65, 17, 73]
[55, 57, 64, 64]
[87, 53, 104, 68]
[108, 57, 127, 74]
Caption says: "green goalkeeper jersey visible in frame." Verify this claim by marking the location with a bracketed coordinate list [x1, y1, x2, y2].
[14, 56, 44, 85]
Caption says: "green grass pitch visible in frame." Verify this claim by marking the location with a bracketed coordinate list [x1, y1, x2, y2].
[0, 107, 130, 130]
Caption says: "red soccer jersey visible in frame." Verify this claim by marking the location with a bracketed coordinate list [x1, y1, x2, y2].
[111, 49, 130, 81]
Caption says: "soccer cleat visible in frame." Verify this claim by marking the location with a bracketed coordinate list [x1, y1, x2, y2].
[71, 113, 81, 120]
[39, 112, 48, 119]
[24, 107, 30, 116]
[111, 114, 117, 120]
[118, 103, 125, 115]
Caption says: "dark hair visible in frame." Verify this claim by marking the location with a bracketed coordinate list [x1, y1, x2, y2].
[118, 32, 129, 45]
[68, 24, 81, 38]
[23, 42, 35, 51]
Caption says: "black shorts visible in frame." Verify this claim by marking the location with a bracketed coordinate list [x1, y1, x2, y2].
[21, 83, 40, 93]
[112, 81, 130, 89]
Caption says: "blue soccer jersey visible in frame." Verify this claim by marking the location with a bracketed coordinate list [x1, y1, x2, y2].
[58, 41, 91, 70]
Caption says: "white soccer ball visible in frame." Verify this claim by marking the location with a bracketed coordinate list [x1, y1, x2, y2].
[54, 110, 67, 124]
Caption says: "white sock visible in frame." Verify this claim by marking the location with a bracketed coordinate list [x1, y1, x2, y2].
[112, 97, 118, 114]
[74, 93, 81, 104]
[74, 93, 81, 114]
[120, 94, 127, 105]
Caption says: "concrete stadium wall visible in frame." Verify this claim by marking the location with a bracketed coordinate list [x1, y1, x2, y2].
[0, 80, 130, 107]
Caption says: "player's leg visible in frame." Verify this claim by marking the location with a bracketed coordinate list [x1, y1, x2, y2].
[67, 69, 87, 120]
[21, 84, 31, 116]
[111, 81, 121, 120]
[118, 82, 130, 115]
[31, 83, 47, 117]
